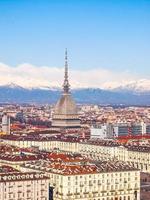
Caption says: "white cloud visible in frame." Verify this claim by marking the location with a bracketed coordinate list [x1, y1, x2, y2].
[0, 62, 149, 90]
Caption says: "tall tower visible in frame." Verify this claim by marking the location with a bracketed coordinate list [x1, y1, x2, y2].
[2, 113, 10, 135]
[52, 50, 80, 129]
[63, 49, 70, 94]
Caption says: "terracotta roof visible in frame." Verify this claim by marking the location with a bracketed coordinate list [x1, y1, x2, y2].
[0, 154, 45, 162]
[23, 160, 138, 176]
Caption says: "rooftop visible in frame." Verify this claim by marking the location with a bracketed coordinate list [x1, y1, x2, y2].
[22, 160, 138, 176]
[0, 165, 19, 174]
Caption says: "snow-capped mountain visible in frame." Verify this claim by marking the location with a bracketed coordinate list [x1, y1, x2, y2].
[1, 83, 25, 89]
[106, 79, 150, 93]
[1, 79, 150, 93]
[0, 82, 149, 105]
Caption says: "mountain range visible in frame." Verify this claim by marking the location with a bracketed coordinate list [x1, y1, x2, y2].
[0, 83, 149, 105]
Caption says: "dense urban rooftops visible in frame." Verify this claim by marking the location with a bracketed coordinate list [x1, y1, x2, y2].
[0, 154, 46, 162]
[22, 159, 138, 176]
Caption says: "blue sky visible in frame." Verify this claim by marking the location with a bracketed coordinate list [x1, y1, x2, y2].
[0, 0, 149, 86]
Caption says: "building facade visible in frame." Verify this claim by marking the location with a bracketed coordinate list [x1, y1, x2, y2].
[22, 160, 140, 200]
[0, 167, 49, 200]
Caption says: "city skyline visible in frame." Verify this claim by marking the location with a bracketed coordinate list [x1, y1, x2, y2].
[0, 2, 150, 200]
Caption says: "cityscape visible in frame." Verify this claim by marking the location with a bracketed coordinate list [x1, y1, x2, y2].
[0, 1, 150, 200]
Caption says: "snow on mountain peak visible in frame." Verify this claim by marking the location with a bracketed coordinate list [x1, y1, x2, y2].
[0, 79, 149, 93]
[111, 79, 150, 93]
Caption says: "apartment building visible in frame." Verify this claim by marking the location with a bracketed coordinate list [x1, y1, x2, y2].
[0, 165, 50, 200]
[21, 160, 140, 200]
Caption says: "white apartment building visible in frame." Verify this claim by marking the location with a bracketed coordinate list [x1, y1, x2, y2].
[21, 160, 140, 200]
[0, 169, 49, 200]
[90, 123, 113, 139]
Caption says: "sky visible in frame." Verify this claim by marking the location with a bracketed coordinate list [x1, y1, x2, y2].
[0, 0, 149, 89]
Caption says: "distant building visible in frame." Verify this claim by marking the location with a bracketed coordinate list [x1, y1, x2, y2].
[146, 124, 150, 134]
[16, 110, 25, 123]
[131, 122, 146, 136]
[113, 122, 130, 137]
[2, 113, 10, 135]
[52, 50, 80, 129]
[90, 123, 113, 139]
[113, 122, 147, 137]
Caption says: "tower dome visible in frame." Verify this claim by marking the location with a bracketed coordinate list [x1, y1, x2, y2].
[54, 94, 77, 115]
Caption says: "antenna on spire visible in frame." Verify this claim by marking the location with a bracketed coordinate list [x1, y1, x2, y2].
[63, 48, 70, 93]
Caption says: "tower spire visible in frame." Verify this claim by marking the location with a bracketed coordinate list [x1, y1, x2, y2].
[63, 48, 70, 93]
